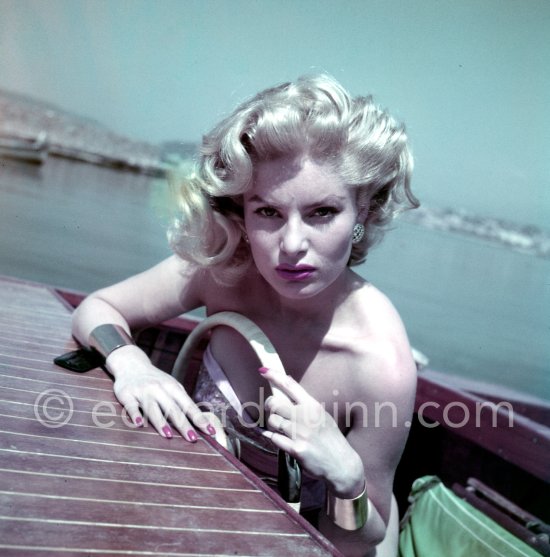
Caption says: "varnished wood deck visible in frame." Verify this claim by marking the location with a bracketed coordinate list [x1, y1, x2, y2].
[0, 277, 340, 556]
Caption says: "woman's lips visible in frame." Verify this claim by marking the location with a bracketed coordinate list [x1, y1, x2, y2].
[275, 265, 316, 281]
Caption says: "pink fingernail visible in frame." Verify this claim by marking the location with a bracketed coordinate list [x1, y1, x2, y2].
[188, 430, 198, 442]
[207, 424, 216, 436]
[134, 416, 143, 427]
[259, 367, 269, 374]
[162, 425, 173, 439]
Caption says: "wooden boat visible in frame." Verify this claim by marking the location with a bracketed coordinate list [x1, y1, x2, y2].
[0, 277, 342, 556]
[0, 133, 166, 175]
[0, 133, 49, 164]
[47, 144, 168, 177]
[57, 285, 550, 554]
[1, 275, 549, 555]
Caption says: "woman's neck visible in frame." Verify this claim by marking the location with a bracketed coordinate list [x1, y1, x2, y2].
[261, 268, 362, 325]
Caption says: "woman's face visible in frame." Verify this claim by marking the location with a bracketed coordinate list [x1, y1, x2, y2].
[243, 157, 359, 301]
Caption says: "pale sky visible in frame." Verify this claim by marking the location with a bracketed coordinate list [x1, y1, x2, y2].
[1, 0, 549, 228]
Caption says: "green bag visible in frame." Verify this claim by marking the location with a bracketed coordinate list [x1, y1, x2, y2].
[399, 476, 540, 557]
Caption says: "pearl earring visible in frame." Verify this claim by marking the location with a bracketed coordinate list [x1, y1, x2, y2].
[352, 223, 365, 244]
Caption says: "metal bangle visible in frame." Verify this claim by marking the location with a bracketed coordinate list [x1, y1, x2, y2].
[88, 324, 135, 359]
[326, 483, 368, 531]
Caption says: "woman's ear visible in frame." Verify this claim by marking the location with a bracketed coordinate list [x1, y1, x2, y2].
[355, 188, 370, 223]
[357, 205, 369, 223]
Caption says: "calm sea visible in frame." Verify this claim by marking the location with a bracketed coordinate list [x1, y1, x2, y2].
[1, 157, 548, 400]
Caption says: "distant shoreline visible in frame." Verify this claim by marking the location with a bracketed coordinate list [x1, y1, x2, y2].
[402, 206, 550, 260]
[1, 89, 548, 260]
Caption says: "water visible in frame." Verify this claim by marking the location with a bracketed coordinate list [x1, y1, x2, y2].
[1, 157, 548, 400]
[364, 226, 549, 399]
[0, 157, 172, 290]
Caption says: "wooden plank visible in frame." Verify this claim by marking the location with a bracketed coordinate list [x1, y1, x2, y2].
[466, 478, 550, 532]
[415, 374, 550, 483]
[0, 276, 341, 556]
[452, 483, 550, 556]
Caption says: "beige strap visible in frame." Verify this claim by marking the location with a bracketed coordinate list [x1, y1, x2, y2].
[172, 311, 288, 398]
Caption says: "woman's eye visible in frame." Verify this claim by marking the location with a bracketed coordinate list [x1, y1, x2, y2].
[312, 207, 339, 218]
[255, 207, 279, 218]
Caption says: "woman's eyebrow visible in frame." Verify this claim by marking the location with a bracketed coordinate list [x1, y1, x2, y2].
[247, 194, 267, 204]
[304, 195, 347, 209]
[246, 194, 348, 207]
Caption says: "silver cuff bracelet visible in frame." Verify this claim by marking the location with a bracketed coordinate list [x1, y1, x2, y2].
[89, 324, 135, 359]
[326, 483, 368, 531]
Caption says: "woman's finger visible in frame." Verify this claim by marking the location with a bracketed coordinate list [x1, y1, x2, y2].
[264, 394, 295, 419]
[259, 367, 312, 404]
[114, 390, 144, 427]
[262, 429, 296, 455]
[267, 413, 297, 440]
[164, 403, 199, 443]
[124, 404, 144, 428]
[140, 395, 174, 438]
[169, 385, 217, 437]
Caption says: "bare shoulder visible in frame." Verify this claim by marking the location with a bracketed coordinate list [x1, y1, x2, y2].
[201, 269, 265, 314]
[337, 281, 417, 518]
[347, 282, 417, 403]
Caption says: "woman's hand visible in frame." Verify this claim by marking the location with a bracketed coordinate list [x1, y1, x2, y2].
[260, 367, 365, 499]
[107, 345, 216, 442]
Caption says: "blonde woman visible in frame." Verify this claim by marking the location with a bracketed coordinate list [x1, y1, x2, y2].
[72, 74, 419, 556]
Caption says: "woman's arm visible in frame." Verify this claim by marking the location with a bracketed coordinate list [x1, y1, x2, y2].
[72, 256, 203, 342]
[260, 339, 416, 556]
[71, 256, 217, 441]
[319, 344, 416, 556]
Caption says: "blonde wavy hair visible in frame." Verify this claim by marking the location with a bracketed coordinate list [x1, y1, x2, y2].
[168, 74, 418, 282]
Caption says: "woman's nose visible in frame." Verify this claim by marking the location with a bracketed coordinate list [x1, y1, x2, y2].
[280, 220, 308, 255]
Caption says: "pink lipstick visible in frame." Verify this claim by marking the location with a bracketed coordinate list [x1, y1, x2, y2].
[276, 264, 316, 281]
